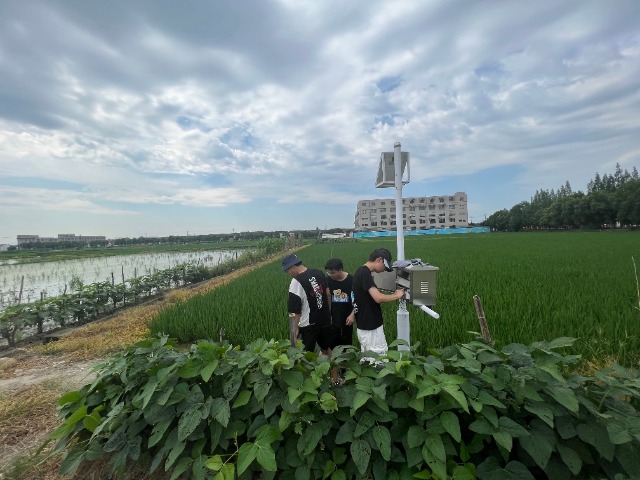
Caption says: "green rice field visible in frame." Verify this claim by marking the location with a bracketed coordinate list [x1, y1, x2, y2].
[149, 231, 640, 366]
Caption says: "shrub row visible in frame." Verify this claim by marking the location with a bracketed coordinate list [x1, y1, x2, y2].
[49, 335, 640, 479]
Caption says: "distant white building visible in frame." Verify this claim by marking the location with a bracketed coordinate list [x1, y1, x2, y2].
[16, 234, 106, 246]
[0, 244, 9, 252]
[354, 192, 468, 231]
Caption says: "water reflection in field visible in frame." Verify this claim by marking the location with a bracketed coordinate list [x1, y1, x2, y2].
[0, 250, 241, 308]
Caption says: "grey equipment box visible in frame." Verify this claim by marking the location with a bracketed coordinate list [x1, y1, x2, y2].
[396, 265, 439, 307]
[372, 265, 439, 307]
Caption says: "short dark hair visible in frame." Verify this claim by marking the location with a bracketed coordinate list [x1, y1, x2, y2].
[324, 258, 344, 270]
[369, 247, 392, 263]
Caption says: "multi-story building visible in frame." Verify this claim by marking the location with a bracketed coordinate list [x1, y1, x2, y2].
[354, 192, 468, 231]
[16, 234, 107, 246]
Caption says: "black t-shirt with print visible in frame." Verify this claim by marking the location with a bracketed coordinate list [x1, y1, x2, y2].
[352, 265, 383, 331]
[327, 273, 354, 328]
[287, 268, 330, 327]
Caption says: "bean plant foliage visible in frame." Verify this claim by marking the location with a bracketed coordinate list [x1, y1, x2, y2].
[47, 335, 640, 479]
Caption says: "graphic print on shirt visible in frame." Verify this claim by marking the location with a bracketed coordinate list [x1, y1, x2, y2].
[331, 289, 350, 303]
[308, 276, 324, 308]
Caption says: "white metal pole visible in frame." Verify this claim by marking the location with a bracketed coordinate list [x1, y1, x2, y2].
[394, 142, 405, 261]
[394, 141, 410, 351]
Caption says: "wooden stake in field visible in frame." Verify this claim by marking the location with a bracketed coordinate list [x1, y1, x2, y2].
[473, 295, 494, 346]
[288, 314, 297, 347]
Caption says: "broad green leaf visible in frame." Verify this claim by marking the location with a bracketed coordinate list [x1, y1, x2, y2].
[319, 392, 338, 413]
[223, 371, 243, 399]
[423, 433, 446, 463]
[547, 337, 576, 349]
[408, 396, 424, 412]
[210, 398, 230, 427]
[544, 385, 578, 413]
[335, 420, 355, 445]
[352, 391, 371, 414]
[58, 390, 82, 406]
[554, 415, 576, 440]
[469, 418, 495, 435]
[443, 385, 469, 413]
[476, 390, 506, 409]
[331, 470, 347, 480]
[556, 443, 582, 475]
[103, 426, 126, 453]
[440, 411, 461, 442]
[519, 430, 552, 469]
[288, 387, 303, 404]
[576, 423, 615, 461]
[350, 438, 371, 475]
[178, 408, 203, 442]
[492, 431, 512, 452]
[407, 425, 426, 449]
[233, 390, 251, 408]
[607, 420, 633, 444]
[216, 464, 235, 480]
[169, 456, 192, 480]
[138, 379, 159, 410]
[372, 425, 392, 461]
[165, 440, 187, 470]
[253, 376, 272, 402]
[204, 455, 223, 472]
[255, 440, 277, 471]
[149, 419, 173, 448]
[332, 447, 347, 465]
[49, 405, 88, 440]
[422, 435, 447, 480]
[354, 412, 376, 437]
[298, 423, 323, 457]
[524, 402, 554, 428]
[497, 417, 529, 438]
[412, 471, 431, 479]
[82, 410, 102, 432]
[200, 360, 218, 382]
[178, 359, 202, 378]
[451, 464, 476, 480]
[477, 457, 535, 480]
[59, 449, 85, 476]
[256, 425, 280, 444]
[237, 442, 258, 475]
[278, 410, 293, 432]
[323, 460, 337, 479]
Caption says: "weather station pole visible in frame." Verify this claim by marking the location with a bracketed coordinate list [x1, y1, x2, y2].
[375, 142, 412, 350]
[393, 142, 410, 351]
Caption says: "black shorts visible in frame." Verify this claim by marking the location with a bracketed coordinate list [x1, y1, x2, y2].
[335, 325, 353, 347]
[299, 324, 318, 352]
[316, 324, 340, 351]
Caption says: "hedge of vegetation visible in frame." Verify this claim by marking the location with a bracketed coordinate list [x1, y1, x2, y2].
[48, 335, 640, 479]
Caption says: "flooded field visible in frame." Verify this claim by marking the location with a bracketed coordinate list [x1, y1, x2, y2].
[0, 249, 241, 309]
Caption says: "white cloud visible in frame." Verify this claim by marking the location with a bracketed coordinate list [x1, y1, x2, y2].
[0, 0, 638, 239]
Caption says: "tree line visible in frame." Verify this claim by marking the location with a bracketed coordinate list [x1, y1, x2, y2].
[484, 163, 640, 231]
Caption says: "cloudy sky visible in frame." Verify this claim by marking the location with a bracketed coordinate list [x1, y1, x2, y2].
[0, 1, 639, 242]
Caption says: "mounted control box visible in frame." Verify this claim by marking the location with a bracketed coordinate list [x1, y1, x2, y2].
[396, 265, 438, 307]
[372, 264, 439, 307]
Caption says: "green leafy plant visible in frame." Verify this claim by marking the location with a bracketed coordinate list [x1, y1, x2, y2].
[47, 335, 640, 479]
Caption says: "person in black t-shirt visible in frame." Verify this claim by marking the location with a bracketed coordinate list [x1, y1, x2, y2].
[282, 254, 332, 353]
[352, 248, 405, 356]
[325, 257, 355, 347]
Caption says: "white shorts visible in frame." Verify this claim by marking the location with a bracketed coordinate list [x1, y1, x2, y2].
[357, 326, 388, 356]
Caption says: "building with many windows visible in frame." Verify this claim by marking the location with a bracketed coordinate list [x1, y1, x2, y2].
[16, 233, 107, 246]
[354, 192, 468, 231]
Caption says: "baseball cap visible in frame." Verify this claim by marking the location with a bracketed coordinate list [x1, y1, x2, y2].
[282, 254, 302, 271]
[382, 258, 393, 272]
